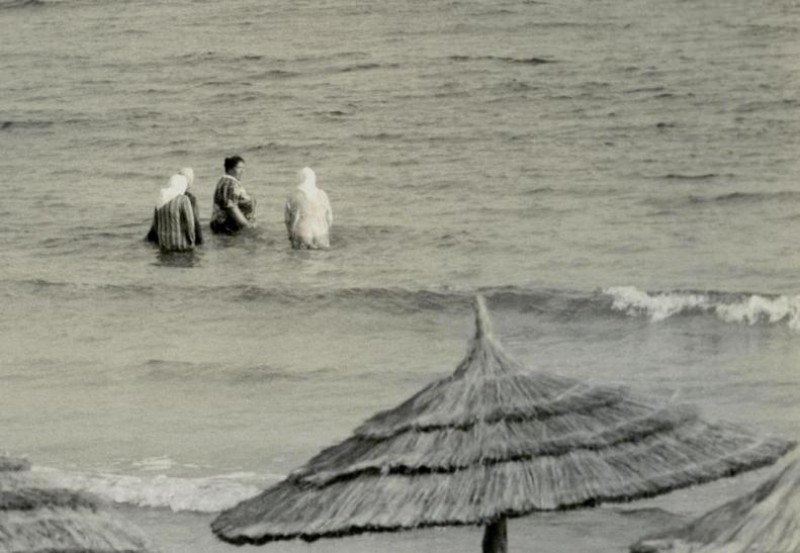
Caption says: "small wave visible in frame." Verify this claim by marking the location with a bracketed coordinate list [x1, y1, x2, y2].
[7, 279, 157, 300]
[735, 98, 799, 113]
[523, 186, 555, 195]
[142, 359, 317, 385]
[226, 285, 465, 315]
[177, 52, 266, 64]
[501, 79, 538, 92]
[603, 286, 800, 330]
[625, 86, 667, 94]
[659, 173, 719, 181]
[34, 466, 272, 513]
[0, 0, 46, 8]
[9, 278, 71, 292]
[209, 91, 262, 104]
[311, 62, 404, 75]
[290, 50, 369, 64]
[252, 69, 300, 80]
[246, 141, 295, 154]
[355, 132, 404, 141]
[467, 8, 518, 16]
[501, 56, 554, 65]
[339, 63, 383, 72]
[431, 89, 471, 99]
[120, 109, 164, 122]
[97, 283, 156, 298]
[734, 23, 800, 37]
[314, 106, 359, 119]
[201, 79, 230, 87]
[689, 190, 800, 205]
[0, 120, 54, 132]
[448, 55, 555, 65]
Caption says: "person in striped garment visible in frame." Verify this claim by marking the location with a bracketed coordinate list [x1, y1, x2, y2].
[210, 155, 256, 234]
[176, 167, 204, 246]
[146, 173, 198, 252]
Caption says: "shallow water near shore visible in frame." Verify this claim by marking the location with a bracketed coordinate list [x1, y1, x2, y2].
[1, 0, 799, 551]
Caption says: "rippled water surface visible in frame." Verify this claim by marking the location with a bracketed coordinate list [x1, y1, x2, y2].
[1, 0, 798, 551]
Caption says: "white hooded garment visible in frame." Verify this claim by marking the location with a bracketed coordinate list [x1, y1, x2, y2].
[284, 167, 332, 249]
[156, 174, 189, 209]
[178, 167, 194, 188]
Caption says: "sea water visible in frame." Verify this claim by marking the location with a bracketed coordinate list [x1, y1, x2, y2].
[1, 0, 798, 551]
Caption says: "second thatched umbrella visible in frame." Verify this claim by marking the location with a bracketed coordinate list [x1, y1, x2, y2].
[212, 296, 795, 552]
[0, 455, 156, 553]
[631, 449, 800, 553]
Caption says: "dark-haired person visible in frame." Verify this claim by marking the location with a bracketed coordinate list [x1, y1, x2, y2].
[210, 155, 256, 234]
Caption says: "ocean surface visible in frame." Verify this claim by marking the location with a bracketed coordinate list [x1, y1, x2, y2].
[1, 0, 799, 551]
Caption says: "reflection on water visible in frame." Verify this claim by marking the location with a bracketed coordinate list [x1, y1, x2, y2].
[211, 227, 279, 249]
[154, 249, 202, 268]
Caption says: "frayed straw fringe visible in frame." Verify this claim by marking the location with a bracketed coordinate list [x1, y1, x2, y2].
[631, 451, 800, 553]
[0, 488, 99, 512]
[214, 436, 793, 544]
[0, 507, 151, 553]
[0, 508, 151, 553]
[0, 456, 155, 553]
[212, 296, 796, 546]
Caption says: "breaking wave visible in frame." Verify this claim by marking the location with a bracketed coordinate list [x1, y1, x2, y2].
[34, 464, 273, 513]
[604, 286, 800, 330]
[0, 0, 46, 9]
[6, 277, 799, 330]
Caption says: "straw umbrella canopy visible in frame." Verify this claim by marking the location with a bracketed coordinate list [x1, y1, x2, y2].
[212, 296, 795, 552]
[0, 454, 156, 553]
[631, 449, 800, 553]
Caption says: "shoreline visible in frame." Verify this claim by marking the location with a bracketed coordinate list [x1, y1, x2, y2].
[118, 503, 684, 553]
[114, 465, 785, 552]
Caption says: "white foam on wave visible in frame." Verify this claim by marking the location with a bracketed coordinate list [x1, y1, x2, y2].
[604, 286, 711, 322]
[131, 455, 177, 472]
[603, 286, 800, 330]
[33, 466, 278, 513]
[716, 294, 800, 330]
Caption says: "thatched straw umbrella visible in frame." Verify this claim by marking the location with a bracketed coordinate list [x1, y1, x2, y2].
[212, 296, 795, 552]
[631, 449, 800, 553]
[0, 454, 156, 553]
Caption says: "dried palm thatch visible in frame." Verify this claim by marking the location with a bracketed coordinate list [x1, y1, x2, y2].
[0, 454, 156, 553]
[212, 296, 795, 552]
[631, 449, 800, 553]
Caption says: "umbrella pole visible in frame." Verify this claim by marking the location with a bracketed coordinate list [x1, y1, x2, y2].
[482, 516, 508, 553]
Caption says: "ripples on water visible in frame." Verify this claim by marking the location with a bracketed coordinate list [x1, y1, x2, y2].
[0, 1, 798, 551]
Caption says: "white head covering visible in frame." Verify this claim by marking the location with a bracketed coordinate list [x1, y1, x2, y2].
[156, 174, 189, 208]
[178, 167, 194, 188]
[296, 167, 319, 201]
